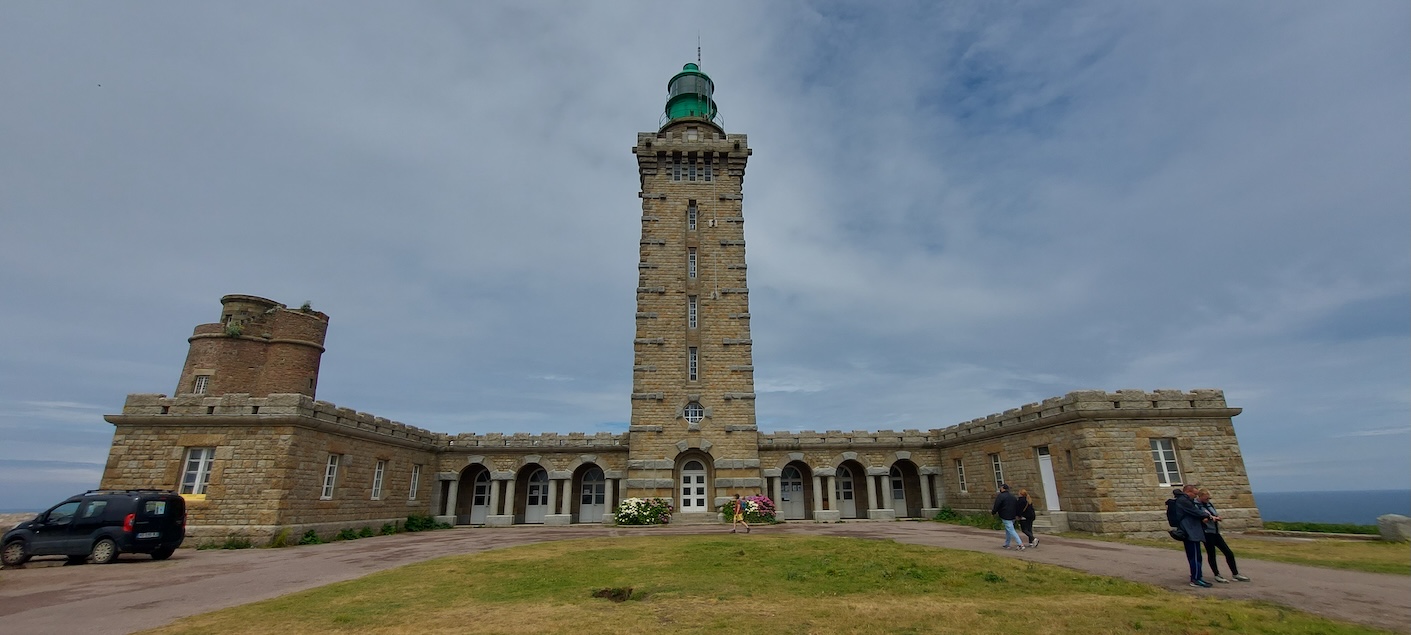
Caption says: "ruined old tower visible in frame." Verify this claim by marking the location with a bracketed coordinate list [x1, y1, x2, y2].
[625, 63, 760, 515]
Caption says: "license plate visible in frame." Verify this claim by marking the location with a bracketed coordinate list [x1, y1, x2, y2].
[137, 531, 161, 539]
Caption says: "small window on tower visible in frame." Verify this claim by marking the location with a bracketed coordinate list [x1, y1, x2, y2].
[193, 375, 210, 395]
[683, 401, 704, 424]
[688, 296, 698, 329]
[686, 127, 699, 141]
[688, 200, 697, 230]
[688, 161, 697, 181]
[688, 248, 697, 279]
[688, 347, 698, 381]
[704, 155, 713, 182]
[672, 155, 683, 181]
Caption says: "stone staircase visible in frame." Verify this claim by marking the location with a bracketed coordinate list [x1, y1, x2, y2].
[671, 512, 723, 526]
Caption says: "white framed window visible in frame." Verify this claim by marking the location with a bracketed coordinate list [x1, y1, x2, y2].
[688, 296, 698, 329]
[321, 454, 341, 500]
[683, 401, 704, 424]
[990, 454, 1004, 490]
[703, 156, 713, 182]
[192, 375, 210, 395]
[672, 156, 683, 181]
[371, 460, 386, 500]
[409, 464, 421, 500]
[688, 347, 698, 381]
[688, 248, 697, 279]
[1150, 438, 1183, 486]
[688, 201, 697, 230]
[688, 160, 697, 181]
[180, 447, 215, 495]
[955, 459, 967, 493]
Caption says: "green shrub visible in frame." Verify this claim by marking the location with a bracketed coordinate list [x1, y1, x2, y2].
[380, 522, 399, 535]
[267, 528, 291, 548]
[932, 508, 1002, 530]
[298, 529, 323, 545]
[221, 536, 253, 550]
[334, 528, 361, 541]
[1263, 521, 1379, 535]
[404, 514, 437, 532]
[358, 526, 375, 538]
[721, 495, 777, 524]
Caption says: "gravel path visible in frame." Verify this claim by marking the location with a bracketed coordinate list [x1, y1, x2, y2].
[1, 522, 1406, 634]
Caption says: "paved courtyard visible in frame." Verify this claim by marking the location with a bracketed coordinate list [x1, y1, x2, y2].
[1, 522, 1406, 634]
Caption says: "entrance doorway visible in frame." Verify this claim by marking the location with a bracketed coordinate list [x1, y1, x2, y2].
[679, 460, 708, 511]
[524, 468, 549, 523]
[470, 470, 491, 524]
[579, 466, 606, 522]
[1036, 447, 1061, 511]
[780, 464, 806, 520]
[834, 467, 857, 518]
[888, 466, 907, 516]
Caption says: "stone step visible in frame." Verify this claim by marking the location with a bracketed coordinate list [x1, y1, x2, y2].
[671, 512, 723, 526]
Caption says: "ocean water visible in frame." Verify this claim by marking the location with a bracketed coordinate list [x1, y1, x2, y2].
[1254, 489, 1411, 525]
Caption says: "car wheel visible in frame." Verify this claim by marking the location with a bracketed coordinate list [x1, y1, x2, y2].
[1, 540, 30, 566]
[90, 538, 118, 564]
[150, 546, 175, 561]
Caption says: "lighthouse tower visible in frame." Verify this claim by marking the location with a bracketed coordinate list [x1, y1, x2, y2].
[626, 63, 759, 517]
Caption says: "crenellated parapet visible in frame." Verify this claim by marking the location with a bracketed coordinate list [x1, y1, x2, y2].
[447, 431, 628, 449]
[758, 389, 1234, 449]
[109, 393, 440, 447]
[934, 389, 1234, 444]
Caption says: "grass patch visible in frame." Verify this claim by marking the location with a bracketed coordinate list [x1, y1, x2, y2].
[140, 535, 1388, 635]
[1056, 532, 1410, 576]
[932, 506, 1002, 530]
[1263, 521, 1379, 535]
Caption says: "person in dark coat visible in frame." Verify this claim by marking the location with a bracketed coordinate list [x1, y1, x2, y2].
[990, 483, 1025, 550]
[1172, 484, 1215, 587]
[1196, 488, 1247, 582]
[1015, 488, 1039, 548]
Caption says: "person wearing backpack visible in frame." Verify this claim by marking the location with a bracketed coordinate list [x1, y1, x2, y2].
[1196, 488, 1248, 582]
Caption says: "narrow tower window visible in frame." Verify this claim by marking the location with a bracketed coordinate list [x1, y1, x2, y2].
[688, 347, 698, 381]
[672, 155, 683, 181]
[704, 154, 713, 182]
[192, 375, 210, 395]
[687, 200, 697, 230]
[688, 296, 698, 329]
[688, 248, 697, 279]
[688, 160, 697, 181]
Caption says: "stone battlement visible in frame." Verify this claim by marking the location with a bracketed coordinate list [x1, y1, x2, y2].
[447, 431, 627, 448]
[759, 389, 1231, 447]
[116, 393, 439, 445]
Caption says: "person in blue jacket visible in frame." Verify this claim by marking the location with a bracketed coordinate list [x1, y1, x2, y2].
[1172, 484, 1216, 587]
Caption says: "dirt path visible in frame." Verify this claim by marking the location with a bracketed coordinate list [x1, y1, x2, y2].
[1, 522, 1406, 634]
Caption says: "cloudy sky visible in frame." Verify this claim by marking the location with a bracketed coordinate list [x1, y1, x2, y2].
[2, 2, 1406, 511]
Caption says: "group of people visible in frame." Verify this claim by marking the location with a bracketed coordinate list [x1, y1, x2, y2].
[989, 483, 1039, 550]
[991, 482, 1248, 590]
[1167, 483, 1248, 587]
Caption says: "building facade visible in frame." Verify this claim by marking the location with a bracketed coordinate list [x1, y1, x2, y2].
[99, 64, 1261, 541]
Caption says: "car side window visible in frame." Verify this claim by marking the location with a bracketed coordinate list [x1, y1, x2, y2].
[80, 500, 109, 519]
[46, 501, 81, 525]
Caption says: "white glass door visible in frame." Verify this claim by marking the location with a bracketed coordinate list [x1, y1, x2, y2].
[524, 469, 549, 523]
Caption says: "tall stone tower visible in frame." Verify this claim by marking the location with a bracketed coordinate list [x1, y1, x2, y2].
[175, 294, 329, 398]
[626, 64, 759, 515]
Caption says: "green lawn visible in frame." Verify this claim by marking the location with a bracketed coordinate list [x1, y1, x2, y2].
[143, 535, 1392, 635]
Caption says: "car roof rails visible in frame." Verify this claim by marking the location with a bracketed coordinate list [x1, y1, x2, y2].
[83, 488, 178, 495]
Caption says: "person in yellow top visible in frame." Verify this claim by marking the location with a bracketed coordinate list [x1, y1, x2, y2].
[730, 494, 751, 533]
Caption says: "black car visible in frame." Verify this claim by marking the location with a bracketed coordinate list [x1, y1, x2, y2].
[2, 489, 186, 566]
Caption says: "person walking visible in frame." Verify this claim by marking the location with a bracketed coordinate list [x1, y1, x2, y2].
[1172, 484, 1215, 587]
[730, 494, 751, 534]
[1016, 488, 1039, 548]
[990, 483, 1025, 550]
[1196, 488, 1248, 582]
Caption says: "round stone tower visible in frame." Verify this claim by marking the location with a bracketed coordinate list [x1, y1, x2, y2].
[175, 294, 329, 398]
